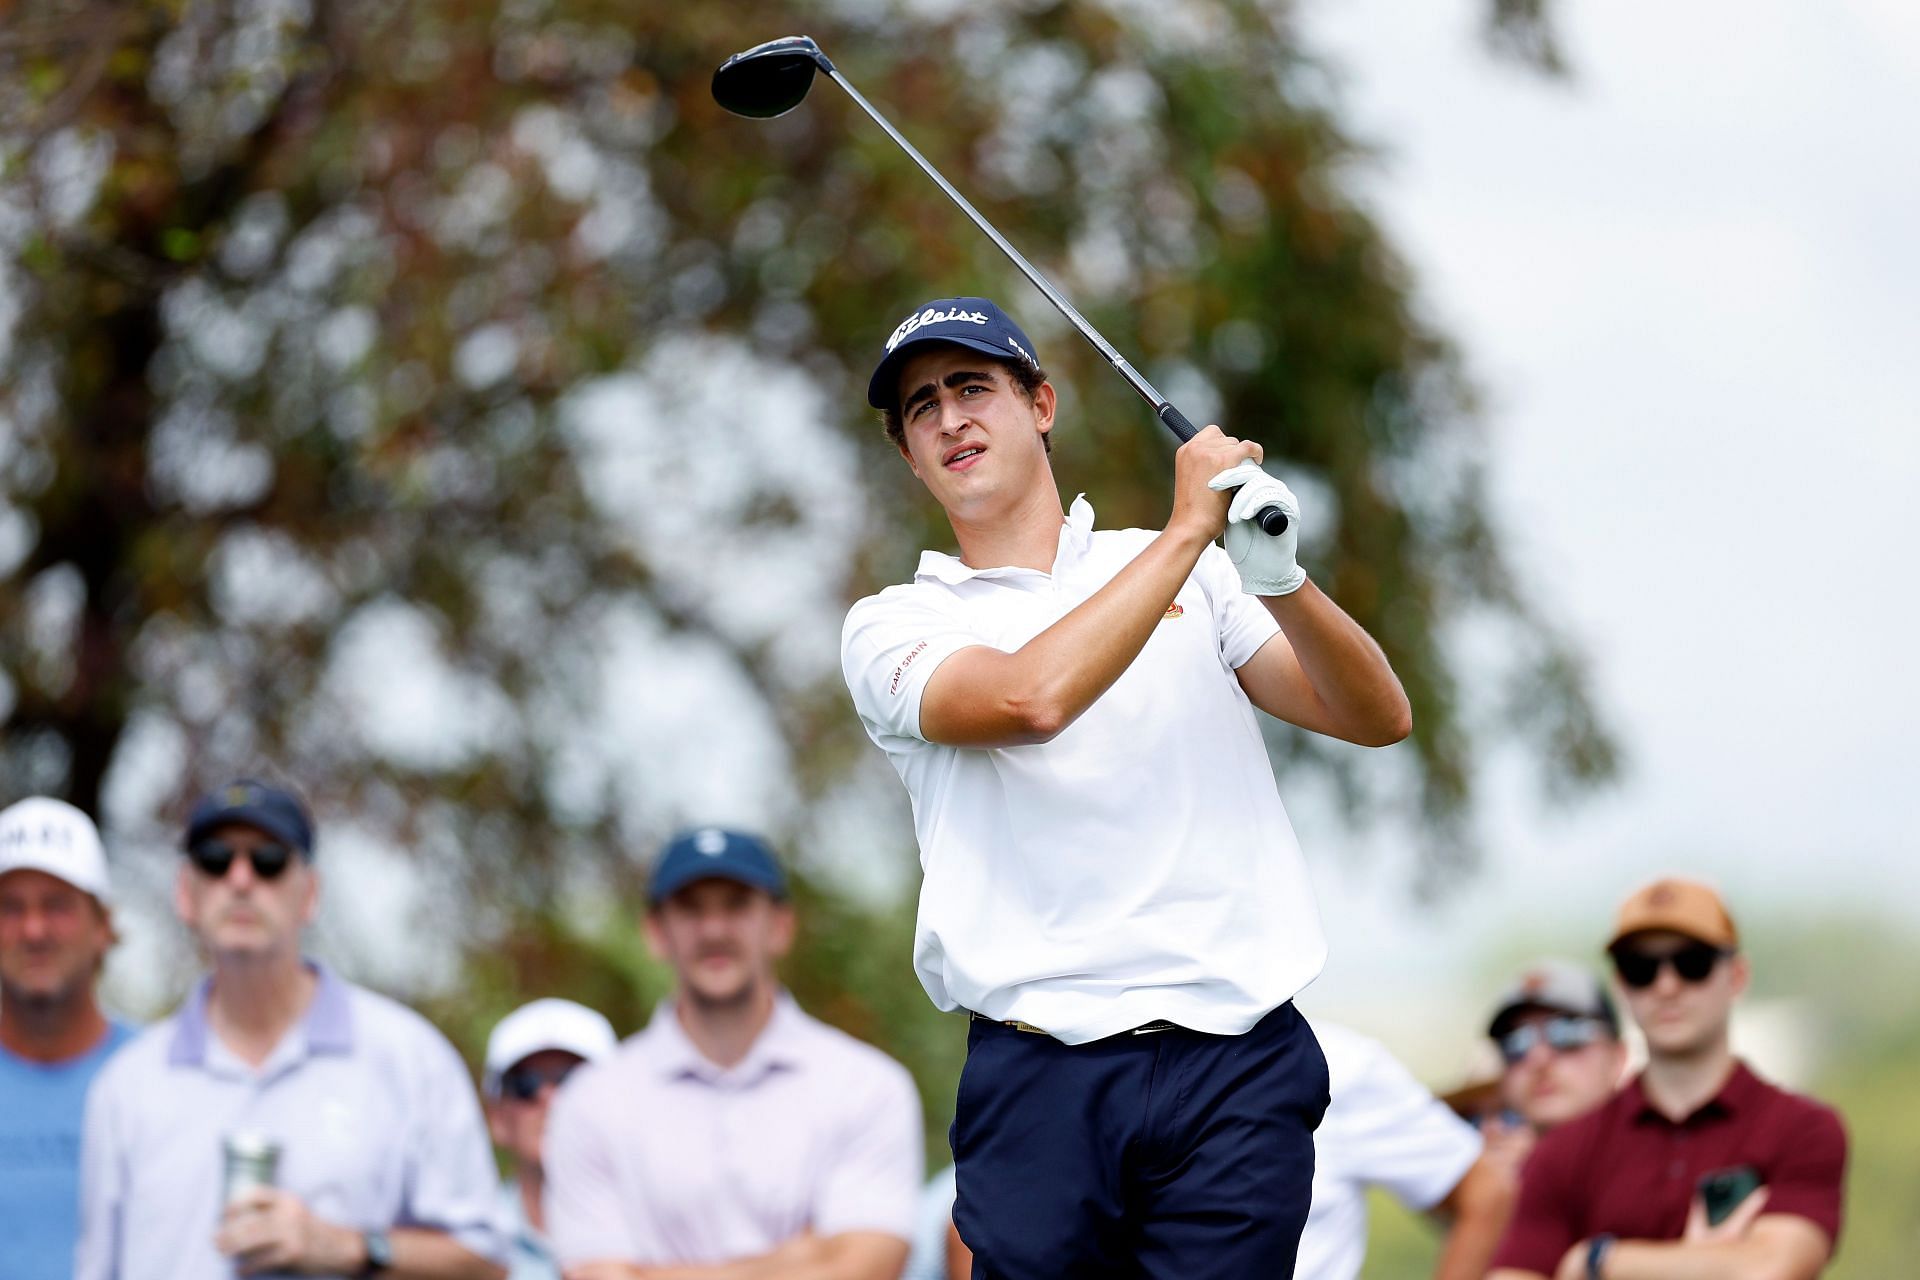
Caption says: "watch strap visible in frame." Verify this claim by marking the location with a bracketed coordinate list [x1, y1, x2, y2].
[1586, 1234, 1617, 1280]
[361, 1228, 394, 1275]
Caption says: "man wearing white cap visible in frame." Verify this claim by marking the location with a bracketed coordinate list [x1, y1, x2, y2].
[0, 796, 134, 1280]
[484, 999, 618, 1280]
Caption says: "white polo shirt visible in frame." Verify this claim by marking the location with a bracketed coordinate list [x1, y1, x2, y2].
[841, 496, 1326, 1044]
[1297, 1021, 1484, 1280]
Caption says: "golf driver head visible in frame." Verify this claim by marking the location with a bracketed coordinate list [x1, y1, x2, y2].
[712, 35, 832, 119]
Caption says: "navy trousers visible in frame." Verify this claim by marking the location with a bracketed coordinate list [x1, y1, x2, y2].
[951, 1002, 1329, 1280]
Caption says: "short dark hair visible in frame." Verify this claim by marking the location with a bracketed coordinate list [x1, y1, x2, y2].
[881, 355, 1051, 454]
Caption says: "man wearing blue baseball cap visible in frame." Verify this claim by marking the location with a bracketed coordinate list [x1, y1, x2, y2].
[544, 827, 922, 1280]
[77, 779, 505, 1280]
[842, 297, 1413, 1279]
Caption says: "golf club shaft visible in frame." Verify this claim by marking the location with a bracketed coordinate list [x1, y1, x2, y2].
[825, 66, 1288, 534]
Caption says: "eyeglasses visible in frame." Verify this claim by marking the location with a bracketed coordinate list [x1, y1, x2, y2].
[1498, 1015, 1610, 1065]
[499, 1061, 581, 1101]
[187, 840, 296, 882]
[1612, 942, 1728, 989]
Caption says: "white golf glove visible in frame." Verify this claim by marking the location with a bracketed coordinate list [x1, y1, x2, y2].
[1206, 461, 1305, 596]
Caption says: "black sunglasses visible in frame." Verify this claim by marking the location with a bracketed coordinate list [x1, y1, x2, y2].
[1612, 942, 1727, 989]
[187, 840, 297, 881]
[499, 1061, 581, 1101]
[1498, 1015, 1609, 1065]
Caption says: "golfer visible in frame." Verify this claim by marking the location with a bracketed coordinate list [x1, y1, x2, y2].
[841, 297, 1412, 1279]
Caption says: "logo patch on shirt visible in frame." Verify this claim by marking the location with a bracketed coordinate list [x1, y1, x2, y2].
[1162, 603, 1185, 619]
[889, 640, 930, 695]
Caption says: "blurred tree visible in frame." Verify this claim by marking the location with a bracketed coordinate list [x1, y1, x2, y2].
[0, 0, 1606, 1047]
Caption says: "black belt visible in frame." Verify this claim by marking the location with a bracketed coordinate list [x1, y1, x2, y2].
[969, 1010, 1182, 1037]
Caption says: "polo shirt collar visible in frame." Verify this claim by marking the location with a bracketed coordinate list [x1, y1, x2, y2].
[645, 991, 807, 1086]
[167, 959, 355, 1067]
[914, 495, 1096, 585]
[1627, 1059, 1759, 1126]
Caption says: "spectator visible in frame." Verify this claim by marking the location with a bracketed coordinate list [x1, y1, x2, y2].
[1296, 1021, 1515, 1280]
[544, 826, 922, 1280]
[485, 998, 618, 1280]
[1489, 877, 1848, 1280]
[76, 778, 505, 1280]
[1478, 958, 1629, 1177]
[0, 797, 136, 1280]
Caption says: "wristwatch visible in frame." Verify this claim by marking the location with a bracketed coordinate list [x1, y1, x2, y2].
[361, 1229, 394, 1275]
[1586, 1234, 1616, 1280]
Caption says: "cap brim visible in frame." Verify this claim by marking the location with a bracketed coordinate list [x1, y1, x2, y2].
[648, 865, 788, 905]
[186, 808, 310, 855]
[867, 334, 1029, 410]
[1607, 921, 1734, 952]
[0, 854, 109, 903]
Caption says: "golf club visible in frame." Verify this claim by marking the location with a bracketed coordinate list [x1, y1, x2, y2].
[712, 35, 1289, 536]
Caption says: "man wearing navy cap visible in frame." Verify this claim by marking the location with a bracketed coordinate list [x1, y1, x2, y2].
[544, 827, 922, 1280]
[77, 779, 505, 1280]
[842, 298, 1412, 1279]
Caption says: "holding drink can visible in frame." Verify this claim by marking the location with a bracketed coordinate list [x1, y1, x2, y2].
[221, 1131, 281, 1204]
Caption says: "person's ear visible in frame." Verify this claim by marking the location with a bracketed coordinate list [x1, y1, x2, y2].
[898, 437, 923, 480]
[642, 909, 668, 961]
[172, 864, 195, 927]
[1033, 380, 1056, 437]
[1726, 953, 1751, 998]
[298, 865, 321, 926]
[768, 901, 797, 960]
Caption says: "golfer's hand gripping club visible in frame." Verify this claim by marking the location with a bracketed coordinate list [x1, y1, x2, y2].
[1157, 403, 1291, 535]
[1207, 460, 1306, 597]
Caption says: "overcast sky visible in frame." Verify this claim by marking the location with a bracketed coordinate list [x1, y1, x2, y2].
[1292, 0, 1920, 1040]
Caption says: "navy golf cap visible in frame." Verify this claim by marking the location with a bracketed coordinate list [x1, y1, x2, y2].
[866, 296, 1043, 410]
[184, 779, 316, 857]
[649, 827, 788, 904]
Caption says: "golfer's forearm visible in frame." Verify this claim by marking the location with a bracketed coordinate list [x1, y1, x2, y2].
[1261, 579, 1410, 745]
[923, 523, 1211, 744]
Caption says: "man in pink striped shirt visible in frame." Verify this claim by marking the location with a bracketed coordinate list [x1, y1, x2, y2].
[543, 828, 922, 1280]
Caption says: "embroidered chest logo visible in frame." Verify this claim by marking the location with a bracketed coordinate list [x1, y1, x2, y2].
[889, 640, 930, 694]
[1162, 603, 1185, 620]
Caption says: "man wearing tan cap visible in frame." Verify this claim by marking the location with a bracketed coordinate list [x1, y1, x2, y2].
[1490, 877, 1848, 1280]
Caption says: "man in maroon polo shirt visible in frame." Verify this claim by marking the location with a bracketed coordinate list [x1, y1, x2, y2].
[1490, 877, 1847, 1280]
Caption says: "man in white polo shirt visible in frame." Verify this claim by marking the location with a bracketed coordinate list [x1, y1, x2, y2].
[0, 797, 136, 1280]
[1298, 1021, 1515, 1280]
[76, 779, 504, 1280]
[543, 827, 922, 1280]
[841, 298, 1412, 1278]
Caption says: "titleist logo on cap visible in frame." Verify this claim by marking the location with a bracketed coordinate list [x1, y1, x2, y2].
[885, 306, 991, 352]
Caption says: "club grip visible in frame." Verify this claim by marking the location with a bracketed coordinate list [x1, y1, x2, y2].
[1154, 403, 1290, 535]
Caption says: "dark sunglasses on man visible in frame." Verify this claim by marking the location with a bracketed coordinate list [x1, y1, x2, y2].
[187, 839, 297, 882]
[1611, 941, 1729, 989]
[1498, 1015, 1610, 1065]
[498, 1060, 582, 1102]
